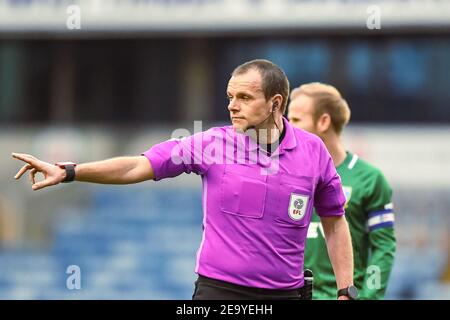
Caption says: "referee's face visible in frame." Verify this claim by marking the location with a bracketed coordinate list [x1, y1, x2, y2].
[227, 69, 272, 132]
[288, 95, 319, 135]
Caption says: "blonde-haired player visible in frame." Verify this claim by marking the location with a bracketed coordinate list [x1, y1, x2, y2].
[288, 83, 396, 299]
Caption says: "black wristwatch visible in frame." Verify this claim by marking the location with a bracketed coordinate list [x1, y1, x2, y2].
[337, 285, 358, 300]
[55, 162, 77, 183]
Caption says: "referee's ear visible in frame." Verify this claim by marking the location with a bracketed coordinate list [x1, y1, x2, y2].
[271, 94, 283, 113]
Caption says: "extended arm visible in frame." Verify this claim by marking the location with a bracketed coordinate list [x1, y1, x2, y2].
[12, 153, 154, 191]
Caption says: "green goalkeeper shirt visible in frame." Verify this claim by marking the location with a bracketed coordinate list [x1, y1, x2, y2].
[304, 152, 396, 299]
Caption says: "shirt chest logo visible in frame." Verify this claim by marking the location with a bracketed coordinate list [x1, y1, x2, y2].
[342, 186, 352, 209]
[288, 193, 309, 221]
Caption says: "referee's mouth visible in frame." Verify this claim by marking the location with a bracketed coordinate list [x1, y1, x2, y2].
[231, 117, 246, 122]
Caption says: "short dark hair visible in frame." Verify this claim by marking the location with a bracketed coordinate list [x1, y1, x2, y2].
[232, 59, 290, 114]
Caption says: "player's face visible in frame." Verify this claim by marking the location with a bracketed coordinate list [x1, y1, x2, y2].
[288, 95, 319, 135]
[227, 69, 271, 131]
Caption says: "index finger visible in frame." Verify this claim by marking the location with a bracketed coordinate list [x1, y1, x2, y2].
[12, 153, 38, 166]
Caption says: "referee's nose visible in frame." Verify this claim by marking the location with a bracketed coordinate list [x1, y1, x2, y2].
[228, 98, 240, 113]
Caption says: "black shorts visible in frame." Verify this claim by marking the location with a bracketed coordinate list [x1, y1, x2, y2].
[192, 275, 307, 300]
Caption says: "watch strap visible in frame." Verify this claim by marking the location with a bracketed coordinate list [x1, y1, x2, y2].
[62, 165, 76, 183]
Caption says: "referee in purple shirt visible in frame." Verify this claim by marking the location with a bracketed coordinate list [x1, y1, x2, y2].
[12, 59, 354, 300]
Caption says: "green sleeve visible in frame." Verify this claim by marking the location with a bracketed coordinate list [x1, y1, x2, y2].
[363, 169, 392, 214]
[360, 170, 396, 300]
[359, 227, 396, 299]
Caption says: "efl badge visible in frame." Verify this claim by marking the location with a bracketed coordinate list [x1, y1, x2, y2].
[342, 186, 352, 209]
[288, 193, 309, 221]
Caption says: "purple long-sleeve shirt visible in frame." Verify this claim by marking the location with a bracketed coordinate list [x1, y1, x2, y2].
[142, 118, 345, 289]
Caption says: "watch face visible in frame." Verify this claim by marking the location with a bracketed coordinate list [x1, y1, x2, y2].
[348, 285, 358, 299]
